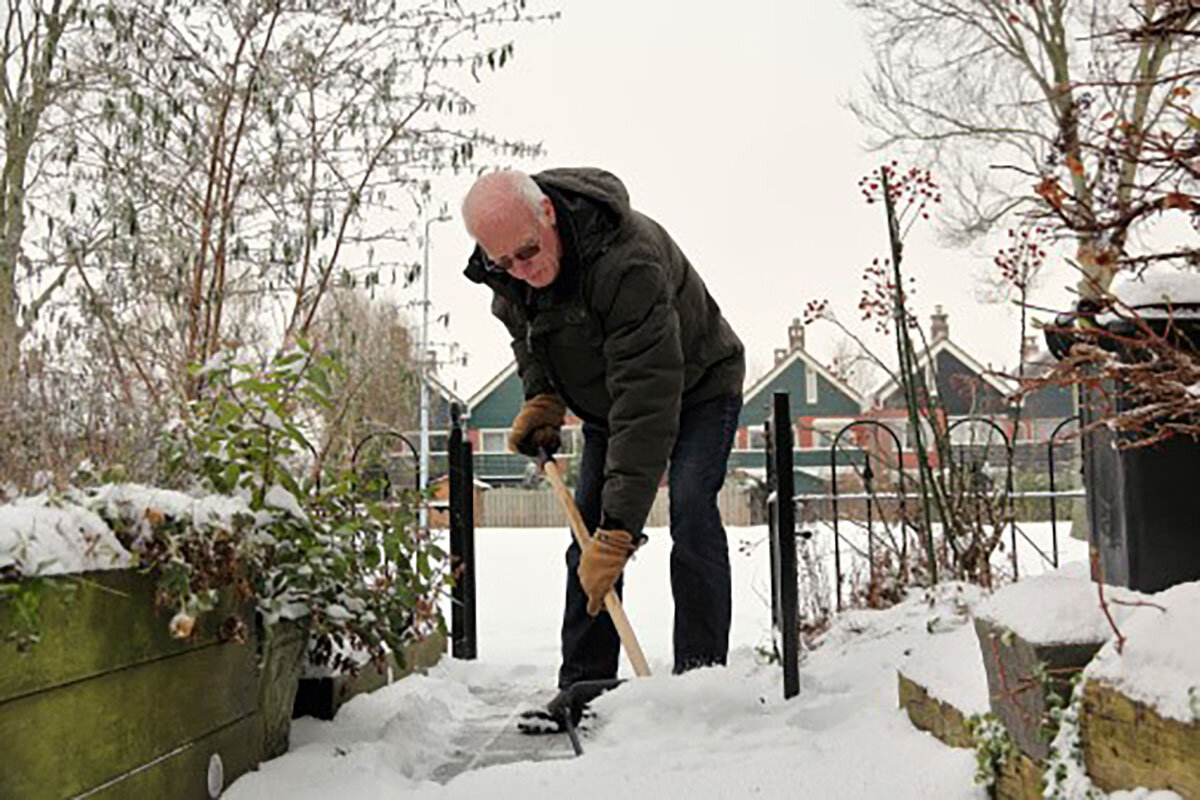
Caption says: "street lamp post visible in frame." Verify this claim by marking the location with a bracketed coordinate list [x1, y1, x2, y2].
[419, 208, 451, 531]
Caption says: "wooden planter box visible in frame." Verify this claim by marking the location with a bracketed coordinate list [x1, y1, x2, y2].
[259, 618, 309, 761]
[0, 570, 261, 800]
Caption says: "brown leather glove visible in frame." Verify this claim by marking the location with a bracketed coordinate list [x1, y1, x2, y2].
[579, 529, 641, 616]
[508, 393, 566, 457]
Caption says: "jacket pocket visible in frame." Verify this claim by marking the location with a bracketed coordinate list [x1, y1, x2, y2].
[530, 306, 609, 411]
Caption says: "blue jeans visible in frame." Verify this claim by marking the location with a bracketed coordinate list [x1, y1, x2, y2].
[558, 393, 742, 688]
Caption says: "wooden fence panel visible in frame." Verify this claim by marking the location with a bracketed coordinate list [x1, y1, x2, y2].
[478, 482, 753, 528]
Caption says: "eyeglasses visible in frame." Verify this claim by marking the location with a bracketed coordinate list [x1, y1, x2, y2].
[483, 240, 541, 273]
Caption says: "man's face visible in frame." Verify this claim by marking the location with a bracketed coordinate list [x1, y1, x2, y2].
[475, 199, 561, 289]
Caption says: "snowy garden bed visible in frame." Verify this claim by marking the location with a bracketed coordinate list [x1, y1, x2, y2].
[0, 487, 266, 798]
[894, 568, 1199, 799]
[0, 485, 446, 799]
[1077, 581, 1200, 798]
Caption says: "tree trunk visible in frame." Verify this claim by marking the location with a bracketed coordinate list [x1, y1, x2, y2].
[1, 1, 73, 424]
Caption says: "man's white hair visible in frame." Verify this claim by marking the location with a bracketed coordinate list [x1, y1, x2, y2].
[461, 169, 549, 240]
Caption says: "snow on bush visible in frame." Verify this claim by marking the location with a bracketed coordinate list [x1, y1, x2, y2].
[0, 496, 132, 576]
[86, 482, 262, 535]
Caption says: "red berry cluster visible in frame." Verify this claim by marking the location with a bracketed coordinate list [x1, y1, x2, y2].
[802, 298, 830, 325]
[858, 162, 942, 223]
[858, 257, 916, 335]
[993, 225, 1048, 292]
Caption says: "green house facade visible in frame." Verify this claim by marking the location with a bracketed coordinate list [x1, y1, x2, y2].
[733, 335, 868, 493]
[463, 361, 587, 486]
[462, 320, 874, 491]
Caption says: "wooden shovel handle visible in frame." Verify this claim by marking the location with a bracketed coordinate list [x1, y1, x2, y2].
[542, 458, 651, 678]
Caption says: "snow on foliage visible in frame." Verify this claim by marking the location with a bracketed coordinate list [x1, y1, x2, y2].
[0, 483, 269, 579]
[0, 498, 131, 576]
[264, 484, 309, 522]
[86, 482, 261, 533]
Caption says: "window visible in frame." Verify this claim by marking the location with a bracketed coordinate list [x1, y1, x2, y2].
[479, 429, 509, 454]
[428, 432, 449, 454]
[904, 418, 935, 450]
[557, 426, 582, 455]
[811, 419, 852, 448]
[948, 418, 1006, 447]
[747, 425, 767, 449]
[805, 368, 819, 405]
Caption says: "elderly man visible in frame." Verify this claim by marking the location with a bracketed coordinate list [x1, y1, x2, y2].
[461, 168, 745, 724]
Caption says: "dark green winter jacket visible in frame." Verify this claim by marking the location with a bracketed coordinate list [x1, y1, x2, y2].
[463, 168, 745, 532]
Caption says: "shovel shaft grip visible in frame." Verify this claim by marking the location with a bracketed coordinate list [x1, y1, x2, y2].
[542, 459, 651, 678]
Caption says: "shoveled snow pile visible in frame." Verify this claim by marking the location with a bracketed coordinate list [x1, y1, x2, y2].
[229, 647, 979, 800]
[1085, 580, 1200, 724]
[0, 497, 131, 576]
[974, 568, 1147, 645]
[161, 520, 1177, 800]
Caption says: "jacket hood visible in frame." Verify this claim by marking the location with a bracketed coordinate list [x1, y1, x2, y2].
[533, 167, 631, 222]
[463, 167, 631, 288]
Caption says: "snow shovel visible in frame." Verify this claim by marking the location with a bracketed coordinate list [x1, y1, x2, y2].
[538, 454, 650, 755]
[539, 455, 651, 679]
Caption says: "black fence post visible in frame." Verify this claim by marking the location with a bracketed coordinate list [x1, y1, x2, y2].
[764, 416, 779, 637]
[448, 403, 477, 660]
[767, 391, 799, 700]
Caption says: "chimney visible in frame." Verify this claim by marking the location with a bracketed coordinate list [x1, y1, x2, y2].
[787, 317, 805, 351]
[774, 348, 789, 366]
[930, 305, 949, 341]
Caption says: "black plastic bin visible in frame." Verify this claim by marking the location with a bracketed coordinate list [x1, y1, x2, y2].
[1048, 300, 1200, 593]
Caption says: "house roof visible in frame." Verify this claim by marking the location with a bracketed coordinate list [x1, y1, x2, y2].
[467, 360, 518, 410]
[870, 337, 1015, 408]
[743, 348, 866, 409]
[468, 348, 870, 421]
[427, 370, 467, 409]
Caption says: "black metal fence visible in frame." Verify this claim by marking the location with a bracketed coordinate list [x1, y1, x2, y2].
[348, 414, 478, 660]
[448, 403, 478, 660]
[764, 390, 1084, 698]
[764, 392, 800, 700]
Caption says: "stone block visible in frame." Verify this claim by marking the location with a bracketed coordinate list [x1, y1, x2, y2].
[975, 617, 1101, 760]
[897, 671, 975, 749]
[1080, 679, 1200, 798]
[996, 750, 1044, 800]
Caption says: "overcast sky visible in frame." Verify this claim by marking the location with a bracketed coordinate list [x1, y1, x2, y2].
[416, 0, 1076, 405]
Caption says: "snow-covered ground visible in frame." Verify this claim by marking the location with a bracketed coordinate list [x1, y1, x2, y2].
[223, 522, 1091, 800]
